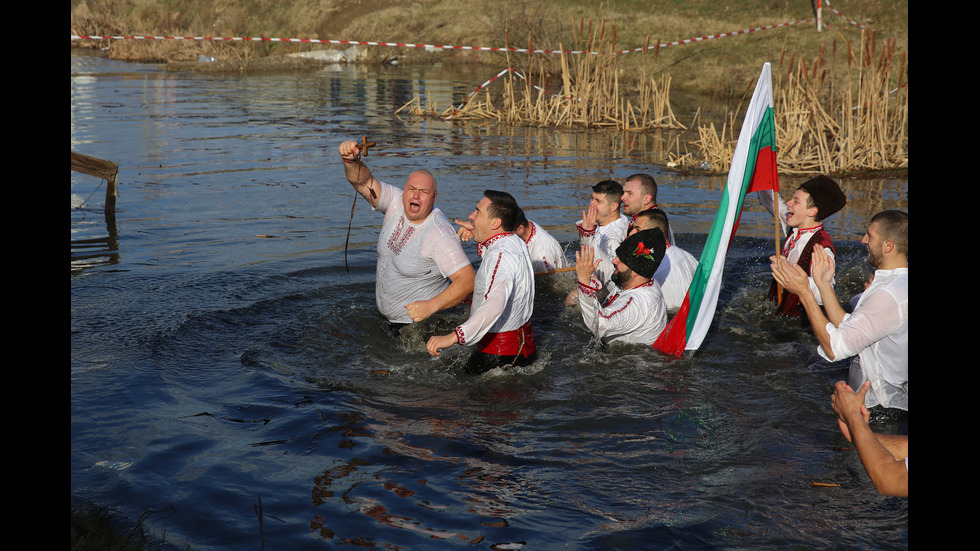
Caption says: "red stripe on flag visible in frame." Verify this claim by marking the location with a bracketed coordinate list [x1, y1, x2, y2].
[653, 295, 692, 357]
[746, 146, 779, 193]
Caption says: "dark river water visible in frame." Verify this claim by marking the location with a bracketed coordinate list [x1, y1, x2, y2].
[71, 53, 908, 550]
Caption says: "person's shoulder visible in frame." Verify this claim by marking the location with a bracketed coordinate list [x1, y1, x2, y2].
[500, 233, 533, 262]
[532, 221, 560, 242]
[667, 243, 687, 256]
[877, 267, 909, 288]
[672, 245, 697, 263]
[503, 232, 528, 250]
[425, 208, 456, 234]
[630, 279, 663, 298]
[865, 268, 908, 306]
[814, 226, 837, 245]
[423, 209, 466, 252]
[375, 180, 400, 212]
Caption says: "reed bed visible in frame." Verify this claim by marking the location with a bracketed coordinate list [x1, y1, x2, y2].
[694, 31, 908, 174]
[398, 20, 684, 131]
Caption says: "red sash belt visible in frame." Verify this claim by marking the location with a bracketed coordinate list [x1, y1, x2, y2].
[476, 322, 536, 358]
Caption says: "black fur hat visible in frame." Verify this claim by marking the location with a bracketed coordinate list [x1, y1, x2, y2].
[799, 175, 846, 221]
[616, 228, 666, 279]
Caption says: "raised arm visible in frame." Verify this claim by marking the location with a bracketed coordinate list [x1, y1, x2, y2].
[832, 381, 908, 497]
[771, 256, 836, 359]
[338, 140, 382, 208]
[810, 244, 846, 326]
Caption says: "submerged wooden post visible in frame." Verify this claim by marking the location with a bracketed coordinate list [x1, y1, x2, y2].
[71, 151, 119, 215]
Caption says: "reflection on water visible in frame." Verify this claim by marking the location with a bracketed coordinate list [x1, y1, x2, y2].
[71, 54, 907, 549]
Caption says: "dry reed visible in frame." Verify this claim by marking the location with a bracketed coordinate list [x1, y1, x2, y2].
[398, 19, 684, 131]
[694, 31, 908, 174]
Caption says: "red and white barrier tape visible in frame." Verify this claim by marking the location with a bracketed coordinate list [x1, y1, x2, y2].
[69, 9, 870, 58]
[613, 18, 814, 54]
[70, 20, 813, 56]
[823, 0, 873, 30]
[69, 34, 593, 55]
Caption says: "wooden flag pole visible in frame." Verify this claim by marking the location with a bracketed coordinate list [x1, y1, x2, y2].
[774, 187, 783, 306]
[534, 266, 577, 277]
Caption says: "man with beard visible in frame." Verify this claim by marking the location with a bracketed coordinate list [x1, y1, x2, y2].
[338, 140, 475, 329]
[629, 209, 697, 313]
[620, 173, 676, 242]
[621, 174, 659, 226]
[772, 210, 908, 411]
[575, 228, 668, 346]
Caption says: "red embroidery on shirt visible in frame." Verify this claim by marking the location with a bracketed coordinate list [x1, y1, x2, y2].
[578, 280, 600, 297]
[782, 224, 823, 256]
[484, 253, 503, 301]
[387, 217, 416, 255]
[478, 232, 512, 258]
[576, 223, 596, 238]
[600, 280, 656, 315]
[599, 295, 633, 318]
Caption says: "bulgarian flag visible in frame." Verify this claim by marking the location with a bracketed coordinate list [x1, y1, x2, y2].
[654, 63, 780, 357]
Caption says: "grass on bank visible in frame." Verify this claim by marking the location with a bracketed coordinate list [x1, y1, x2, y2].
[695, 31, 907, 174]
[71, 0, 907, 99]
[72, 1, 908, 173]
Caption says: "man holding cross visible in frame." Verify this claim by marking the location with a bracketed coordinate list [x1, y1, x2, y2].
[338, 139, 475, 329]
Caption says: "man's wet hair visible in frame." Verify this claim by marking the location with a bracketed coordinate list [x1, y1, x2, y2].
[515, 208, 529, 231]
[484, 190, 520, 232]
[635, 208, 670, 240]
[871, 210, 909, 258]
[592, 180, 624, 203]
[625, 174, 658, 204]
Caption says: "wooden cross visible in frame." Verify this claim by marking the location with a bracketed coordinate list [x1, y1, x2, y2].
[360, 136, 377, 156]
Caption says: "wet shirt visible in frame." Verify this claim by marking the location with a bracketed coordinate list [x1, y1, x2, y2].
[577, 278, 667, 346]
[455, 233, 535, 346]
[821, 267, 909, 410]
[374, 181, 471, 324]
[525, 220, 568, 272]
[654, 244, 698, 312]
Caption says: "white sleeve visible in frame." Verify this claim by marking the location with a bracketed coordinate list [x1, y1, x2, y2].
[456, 252, 512, 346]
[576, 221, 595, 250]
[427, 232, 471, 279]
[809, 247, 835, 305]
[818, 289, 902, 361]
[577, 283, 640, 343]
[757, 190, 788, 237]
[373, 180, 399, 214]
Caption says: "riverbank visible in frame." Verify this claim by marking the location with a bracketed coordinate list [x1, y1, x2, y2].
[71, 0, 907, 99]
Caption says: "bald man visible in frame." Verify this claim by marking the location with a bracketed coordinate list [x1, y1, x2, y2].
[339, 140, 475, 329]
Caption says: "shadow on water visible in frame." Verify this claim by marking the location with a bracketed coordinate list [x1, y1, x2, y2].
[71, 55, 906, 550]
